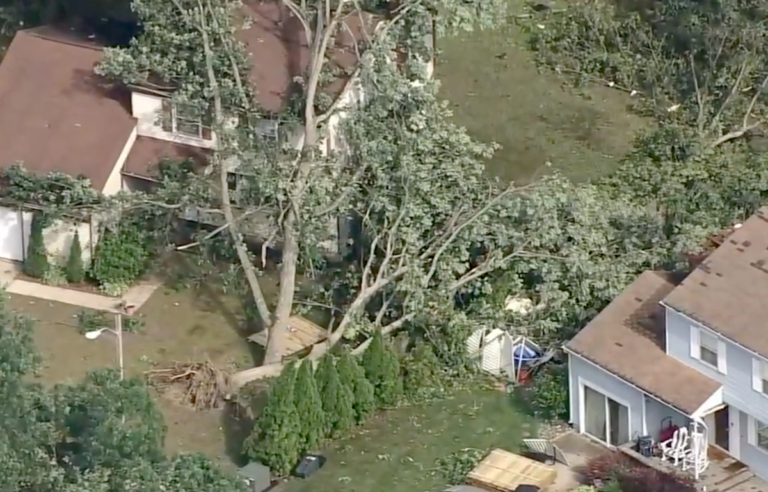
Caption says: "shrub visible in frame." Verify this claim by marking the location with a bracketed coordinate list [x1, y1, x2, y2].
[91, 224, 149, 288]
[65, 231, 85, 283]
[578, 451, 634, 484]
[403, 343, 445, 402]
[435, 448, 485, 485]
[362, 331, 402, 406]
[294, 361, 325, 451]
[579, 452, 696, 492]
[316, 353, 355, 437]
[243, 362, 301, 476]
[528, 363, 569, 420]
[336, 350, 375, 422]
[23, 212, 48, 278]
[42, 264, 67, 286]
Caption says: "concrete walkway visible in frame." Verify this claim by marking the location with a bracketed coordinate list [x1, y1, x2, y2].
[6, 279, 160, 311]
[0, 260, 160, 311]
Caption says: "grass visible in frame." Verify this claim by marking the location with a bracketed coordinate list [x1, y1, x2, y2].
[279, 389, 535, 492]
[7, 285, 256, 466]
[436, 0, 651, 183]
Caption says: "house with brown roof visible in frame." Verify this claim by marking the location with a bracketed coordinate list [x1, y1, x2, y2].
[0, 5, 433, 263]
[565, 206, 768, 483]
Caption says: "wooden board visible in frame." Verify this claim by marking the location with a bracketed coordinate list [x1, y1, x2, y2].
[248, 316, 327, 356]
[466, 448, 557, 492]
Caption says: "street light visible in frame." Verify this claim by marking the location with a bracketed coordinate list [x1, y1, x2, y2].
[84, 301, 135, 381]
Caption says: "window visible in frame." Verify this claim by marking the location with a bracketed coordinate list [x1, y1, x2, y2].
[753, 358, 768, 395]
[690, 325, 726, 373]
[749, 416, 768, 452]
[161, 100, 212, 140]
[699, 331, 719, 367]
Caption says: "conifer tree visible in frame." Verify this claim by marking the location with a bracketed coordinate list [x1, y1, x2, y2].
[362, 331, 403, 406]
[294, 360, 325, 451]
[337, 350, 375, 422]
[317, 354, 355, 437]
[23, 212, 48, 279]
[243, 362, 301, 476]
[65, 231, 85, 283]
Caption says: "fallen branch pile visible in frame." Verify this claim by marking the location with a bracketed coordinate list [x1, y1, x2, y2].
[145, 360, 231, 410]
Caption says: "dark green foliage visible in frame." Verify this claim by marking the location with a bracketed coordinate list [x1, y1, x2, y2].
[91, 222, 149, 287]
[316, 354, 355, 436]
[54, 368, 167, 470]
[243, 362, 301, 476]
[336, 350, 376, 422]
[294, 361, 325, 451]
[23, 212, 48, 279]
[435, 448, 486, 485]
[527, 364, 569, 420]
[362, 331, 403, 406]
[403, 343, 446, 402]
[65, 230, 85, 283]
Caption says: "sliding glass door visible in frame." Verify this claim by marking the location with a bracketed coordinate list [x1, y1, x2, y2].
[583, 385, 630, 446]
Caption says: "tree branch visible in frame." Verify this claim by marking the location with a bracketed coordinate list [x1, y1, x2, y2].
[709, 60, 748, 133]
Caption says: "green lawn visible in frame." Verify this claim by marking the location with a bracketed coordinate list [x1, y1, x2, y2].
[279, 389, 535, 492]
[436, 1, 651, 183]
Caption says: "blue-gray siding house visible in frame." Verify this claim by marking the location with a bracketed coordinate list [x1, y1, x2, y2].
[566, 206, 768, 483]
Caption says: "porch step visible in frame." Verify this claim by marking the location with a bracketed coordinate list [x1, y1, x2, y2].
[702, 467, 755, 492]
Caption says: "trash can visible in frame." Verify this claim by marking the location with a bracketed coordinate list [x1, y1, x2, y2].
[515, 485, 541, 492]
[294, 454, 326, 478]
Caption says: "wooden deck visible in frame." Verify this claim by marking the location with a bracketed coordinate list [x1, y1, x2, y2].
[697, 447, 760, 492]
[466, 448, 557, 492]
[247, 316, 327, 356]
[619, 444, 765, 492]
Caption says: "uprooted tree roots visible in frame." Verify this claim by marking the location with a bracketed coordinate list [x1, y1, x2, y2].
[145, 361, 231, 410]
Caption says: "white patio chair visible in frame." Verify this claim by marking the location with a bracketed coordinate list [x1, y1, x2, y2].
[660, 427, 690, 466]
[682, 431, 709, 478]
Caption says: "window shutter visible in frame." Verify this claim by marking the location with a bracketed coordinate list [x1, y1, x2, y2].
[717, 338, 727, 374]
[754, 359, 763, 392]
[748, 415, 757, 446]
[690, 326, 701, 359]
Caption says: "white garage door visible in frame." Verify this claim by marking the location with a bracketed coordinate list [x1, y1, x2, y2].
[0, 207, 31, 261]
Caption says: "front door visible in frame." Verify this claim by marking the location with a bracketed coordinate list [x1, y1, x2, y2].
[583, 385, 631, 446]
[714, 407, 730, 450]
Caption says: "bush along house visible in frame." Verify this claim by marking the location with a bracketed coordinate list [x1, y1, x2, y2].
[565, 206, 768, 484]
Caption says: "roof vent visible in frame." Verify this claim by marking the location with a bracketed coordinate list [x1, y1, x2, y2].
[743, 240, 752, 247]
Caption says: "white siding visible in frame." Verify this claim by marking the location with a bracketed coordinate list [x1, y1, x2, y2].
[131, 91, 217, 150]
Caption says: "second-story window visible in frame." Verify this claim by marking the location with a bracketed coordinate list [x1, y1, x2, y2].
[161, 100, 212, 140]
[753, 358, 768, 395]
[699, 331, 719, 367]
[691, 325, 726, 373]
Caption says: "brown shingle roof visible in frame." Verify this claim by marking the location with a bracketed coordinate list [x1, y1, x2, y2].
[664, 206, 768, 358]
[123, 136, 210, 180]
[0, 28, 136, 190]
[567, 271, 721, 415]
[238, 0, 377, 112]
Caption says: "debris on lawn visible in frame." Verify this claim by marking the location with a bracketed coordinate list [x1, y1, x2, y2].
[145, 360, 231, 409]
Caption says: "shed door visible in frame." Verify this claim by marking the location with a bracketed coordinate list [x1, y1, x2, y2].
[0, 207, 29, 261]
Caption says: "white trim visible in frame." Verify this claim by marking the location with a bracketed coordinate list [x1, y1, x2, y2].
[578, 377, 632, 447]
[663, 301, 768, 363]
[564, 346, 720, 418]
[567, 352, 575, 424]
[717, 338, 728, 374]
[691, 324, 701, 359]
[691, 387, 724, 419]
[641, 395, 648, 436]
[730, 407, 741, 460]
[748, 414, 757, 446]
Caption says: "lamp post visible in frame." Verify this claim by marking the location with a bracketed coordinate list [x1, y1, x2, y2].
[84, 301, 135, 380]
